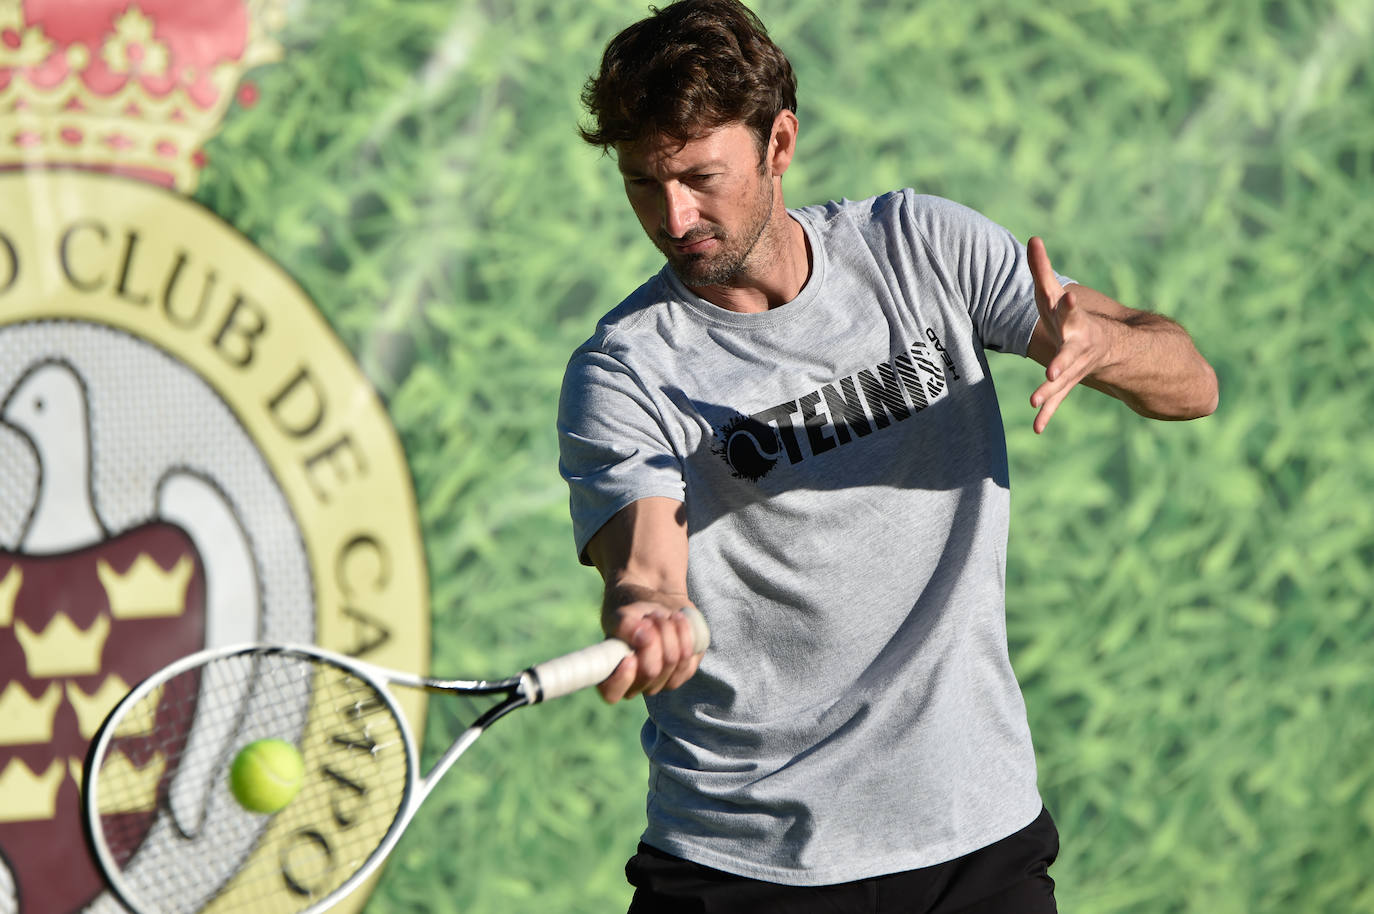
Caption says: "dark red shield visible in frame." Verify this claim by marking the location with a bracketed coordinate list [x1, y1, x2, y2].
[0, 522, 206, 914]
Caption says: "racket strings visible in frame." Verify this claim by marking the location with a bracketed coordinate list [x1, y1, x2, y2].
[92, 650, 411, 914]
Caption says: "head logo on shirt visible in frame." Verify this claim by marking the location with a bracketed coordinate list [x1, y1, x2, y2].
[713, 331, 957, 481]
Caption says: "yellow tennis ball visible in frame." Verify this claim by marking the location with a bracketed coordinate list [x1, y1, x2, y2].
[229, 738, 305, 813]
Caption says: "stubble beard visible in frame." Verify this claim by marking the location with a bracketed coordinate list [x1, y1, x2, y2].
[659, 171, 776, 289]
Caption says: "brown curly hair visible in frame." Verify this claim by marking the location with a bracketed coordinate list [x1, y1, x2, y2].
[579, 0, 798, 155]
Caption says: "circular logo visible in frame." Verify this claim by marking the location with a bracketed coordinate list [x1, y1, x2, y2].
[714, 413, 782, 482]
[0, 170, 429, 914]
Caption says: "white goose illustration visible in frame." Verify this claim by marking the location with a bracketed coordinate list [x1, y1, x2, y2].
[1, 361, 105, 555]
[0, 359, 259, 645]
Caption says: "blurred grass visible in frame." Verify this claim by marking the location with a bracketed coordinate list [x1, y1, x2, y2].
[195, 0, 1374, 911]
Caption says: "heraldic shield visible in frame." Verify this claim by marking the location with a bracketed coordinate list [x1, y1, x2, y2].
[0, 360, 213, 914]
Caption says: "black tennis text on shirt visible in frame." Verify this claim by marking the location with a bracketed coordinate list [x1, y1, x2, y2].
[712, 331, 957, 482]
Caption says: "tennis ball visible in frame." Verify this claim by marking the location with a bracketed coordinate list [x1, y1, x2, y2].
[229, 738, 305, 813]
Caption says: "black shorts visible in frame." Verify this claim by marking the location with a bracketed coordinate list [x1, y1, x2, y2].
[626, 806, 1059, 914]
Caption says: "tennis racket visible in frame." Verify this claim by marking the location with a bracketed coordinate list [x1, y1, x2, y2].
[82, 608, 709, 914]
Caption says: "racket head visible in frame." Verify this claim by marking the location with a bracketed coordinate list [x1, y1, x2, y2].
[84, 643, 419, 914]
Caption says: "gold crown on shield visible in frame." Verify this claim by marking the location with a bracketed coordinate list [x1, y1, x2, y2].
[0, 0, 286, 193]
[67, 676, 134, 740]
[98, 554, 193, 620]
[14, 612, 111, 678]
[92, 749, 166, 815]
[0, 681, 61, 744]
[0, 757, 66, 823]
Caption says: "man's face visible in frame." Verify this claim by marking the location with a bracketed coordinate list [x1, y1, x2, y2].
[616, 123, 776, 288]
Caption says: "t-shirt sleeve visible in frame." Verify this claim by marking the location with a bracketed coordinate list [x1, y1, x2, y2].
[907, 193, 1072, 356]
[557, 343, 685, 565]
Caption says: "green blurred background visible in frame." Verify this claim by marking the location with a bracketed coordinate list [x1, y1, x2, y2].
[198, 0, 1374, 911]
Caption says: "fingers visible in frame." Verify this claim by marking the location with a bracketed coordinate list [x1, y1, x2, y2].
[1031, 373, 1075, 434]
[627, 610, 684, 698]
[597, 654, 639, 703]
[1028, 290, 1093, 434]
[597, 605, 703, 703]
[1026, 236, 1063, 316]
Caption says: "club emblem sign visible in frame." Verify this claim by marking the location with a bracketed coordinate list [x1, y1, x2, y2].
[0, 3, 430, 913]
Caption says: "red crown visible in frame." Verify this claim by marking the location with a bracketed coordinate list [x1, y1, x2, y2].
[0, 0, 284, 192]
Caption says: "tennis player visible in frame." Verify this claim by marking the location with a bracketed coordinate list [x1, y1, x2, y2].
[558, 2, 1218, 911]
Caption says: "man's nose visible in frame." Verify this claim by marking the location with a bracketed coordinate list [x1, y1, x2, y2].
[661, 183, 697, 239]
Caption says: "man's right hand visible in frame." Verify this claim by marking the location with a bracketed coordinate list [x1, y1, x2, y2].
[599, 600, 703, 702]
[584, 496, 702, 704]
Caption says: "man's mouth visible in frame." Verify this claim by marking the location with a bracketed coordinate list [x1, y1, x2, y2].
[672, 236, 717, 255]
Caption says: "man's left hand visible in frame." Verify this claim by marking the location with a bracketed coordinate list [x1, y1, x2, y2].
[1024, 236, 1218, 431]
[1027, 236, 1119, 434]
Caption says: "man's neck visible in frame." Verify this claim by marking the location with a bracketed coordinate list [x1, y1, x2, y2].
[689, 214, 811, 314]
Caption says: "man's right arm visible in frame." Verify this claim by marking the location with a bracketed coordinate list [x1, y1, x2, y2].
[584, 496, 703, 703]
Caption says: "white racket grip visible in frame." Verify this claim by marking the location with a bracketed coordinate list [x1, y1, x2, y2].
[532, 607, 710, 702]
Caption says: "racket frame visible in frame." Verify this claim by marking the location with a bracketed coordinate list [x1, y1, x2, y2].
[83, 608, 707, 914]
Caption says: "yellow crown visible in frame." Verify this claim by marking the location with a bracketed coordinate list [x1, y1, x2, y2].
[94, 748, 166, 815]
[0, 0, 286, 194]
[67, 675, 132, 740]
[112, 684, 164, 739]
[98, 553, 193, 620]
[0, 681, 61, 745]
[0, 757, 66, 823]
[0, 564, 19, 626]
[14, 611, 110, 677]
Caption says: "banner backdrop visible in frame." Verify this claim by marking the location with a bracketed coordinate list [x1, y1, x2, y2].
[1, 2, 1371, 913]
[0, 4, 431, 914]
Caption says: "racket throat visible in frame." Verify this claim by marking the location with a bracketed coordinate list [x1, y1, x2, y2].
[519, 670, 548, 705]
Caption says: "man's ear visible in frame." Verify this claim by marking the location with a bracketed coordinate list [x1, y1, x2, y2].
[767, 109, 799, 177]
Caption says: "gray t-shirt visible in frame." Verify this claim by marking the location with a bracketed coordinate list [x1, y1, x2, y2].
[558, 191, 1059, 885]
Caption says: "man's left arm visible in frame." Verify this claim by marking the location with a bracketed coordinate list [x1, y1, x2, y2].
[1025, 236, 1219, 434]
